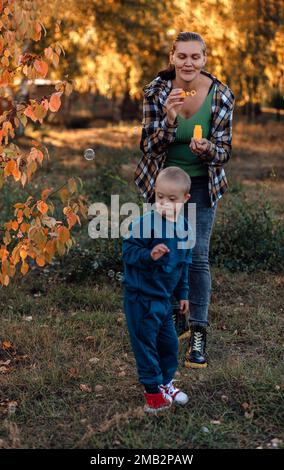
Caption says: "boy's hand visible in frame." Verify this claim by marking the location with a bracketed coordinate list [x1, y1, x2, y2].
[150, 243, 170, 261]
[179, 300, 189, 314]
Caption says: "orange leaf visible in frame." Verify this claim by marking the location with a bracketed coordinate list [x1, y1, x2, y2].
[34, 59, 48, 78]
[2, 341, 13, 350]
[67, 211, 79, 229]
[24, 105, 37, 122]
[20, 222, 30, 233]
[44, 239, 56, 256]
[58, 226, 70, 243]
[11, 221, 18, 231]
[37, 200, 48, 214]
[44, 47, 53, 60]
[49, 93, 61, 112]
[20, 249, 27, 260]
[4, 160, 16, 176]
[35, 255, 45, 267]
[41, 188, 53, 200]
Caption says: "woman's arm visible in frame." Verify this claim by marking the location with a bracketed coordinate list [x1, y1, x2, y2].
[140, 94, 178, 158]
[198, 95, 235, 167]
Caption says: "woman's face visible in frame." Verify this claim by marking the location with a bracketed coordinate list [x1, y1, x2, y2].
[170, 40, 206, 83]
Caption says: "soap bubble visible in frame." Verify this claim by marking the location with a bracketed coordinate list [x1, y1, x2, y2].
[108, 269, 115, 278]
[84, 148, 96, 161]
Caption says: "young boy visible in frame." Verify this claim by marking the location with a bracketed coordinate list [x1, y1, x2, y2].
[122, 166, 193, 413]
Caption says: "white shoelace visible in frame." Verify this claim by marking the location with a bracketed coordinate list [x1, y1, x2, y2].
[192, 332, 203, 352]
[163, 380, 179, 395]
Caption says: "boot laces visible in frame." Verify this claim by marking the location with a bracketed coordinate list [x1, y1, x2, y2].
[192, 331, 203, 352]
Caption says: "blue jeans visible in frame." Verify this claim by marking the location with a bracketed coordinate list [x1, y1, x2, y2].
[183, 176, 218, 326]
[124, 290, 178, 386]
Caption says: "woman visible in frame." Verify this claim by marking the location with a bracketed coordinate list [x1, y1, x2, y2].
[134, 31, 235, 369]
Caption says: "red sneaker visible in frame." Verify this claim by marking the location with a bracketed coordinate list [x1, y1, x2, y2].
[160, 381, 189, 405]
[144, 389, 173, 413]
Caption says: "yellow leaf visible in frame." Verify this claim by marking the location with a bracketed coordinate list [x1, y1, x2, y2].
[21, 262, 29, 275]
[59, 187, 69, 203]
[65, 82, 73, 96]
[21, 172, 27, 187]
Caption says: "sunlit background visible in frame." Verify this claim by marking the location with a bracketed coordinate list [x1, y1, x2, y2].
[10, 0, 284, 125]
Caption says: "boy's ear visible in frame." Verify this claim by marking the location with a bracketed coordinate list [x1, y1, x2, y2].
[185, 193, 191, 202]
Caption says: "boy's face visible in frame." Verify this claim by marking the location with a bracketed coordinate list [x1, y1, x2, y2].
[154, 178, 191, 221]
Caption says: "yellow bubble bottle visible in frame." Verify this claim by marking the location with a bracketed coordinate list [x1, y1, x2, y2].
[193, 125, 202, 139]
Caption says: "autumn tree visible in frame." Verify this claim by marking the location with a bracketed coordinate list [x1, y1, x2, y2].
[0, 0, 88, 286]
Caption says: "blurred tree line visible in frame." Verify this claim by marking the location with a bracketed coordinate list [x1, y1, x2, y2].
[30, 0, 284, 119]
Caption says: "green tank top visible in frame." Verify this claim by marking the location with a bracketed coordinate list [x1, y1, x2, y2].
[164, 84, 216, 177]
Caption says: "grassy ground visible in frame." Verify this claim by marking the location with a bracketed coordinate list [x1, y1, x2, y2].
[0, 117, 283, 449]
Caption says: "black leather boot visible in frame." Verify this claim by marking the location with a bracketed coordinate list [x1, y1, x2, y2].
[184, 324, 207, 368]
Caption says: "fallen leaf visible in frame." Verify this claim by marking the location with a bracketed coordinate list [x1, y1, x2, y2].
[80, 384, 92, 393]
[242, 402, 250, 410]
[85, 336, 95, 341]
[67, 368, 77, 377]
[2, 341, 13, 350]
[89, 357, 100, 364]
[94, 385, 103, 393]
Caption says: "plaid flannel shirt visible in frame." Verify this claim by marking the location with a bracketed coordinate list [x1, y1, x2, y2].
[134, 70, 235, 208]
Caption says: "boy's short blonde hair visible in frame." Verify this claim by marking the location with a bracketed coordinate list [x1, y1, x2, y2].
[155, 166, 191, 194]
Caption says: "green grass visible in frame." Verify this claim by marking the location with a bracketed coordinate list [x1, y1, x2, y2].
[0, 266, 283, 448]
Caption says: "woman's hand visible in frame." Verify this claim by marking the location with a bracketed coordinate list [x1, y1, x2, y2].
[189, 137, 212, 155]
[179, 300, 189, 314]
[164, 88, 185, 125]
